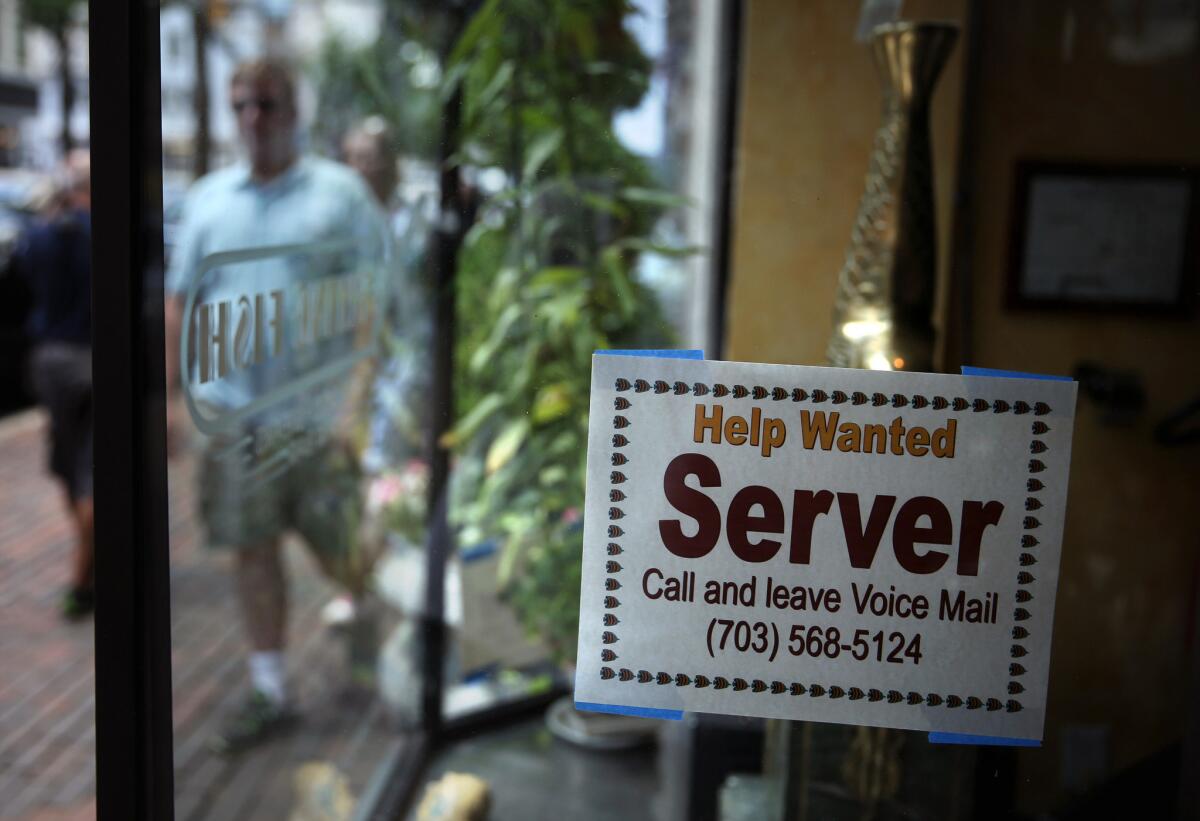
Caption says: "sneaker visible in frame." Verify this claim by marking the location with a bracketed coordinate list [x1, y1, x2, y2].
[208, 690, 298, 755]
[60, 588, 95, 621]
[320, 595, 357, 631]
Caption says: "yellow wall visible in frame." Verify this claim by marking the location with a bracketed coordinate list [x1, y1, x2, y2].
[725, 0, 966, 367]
[728, 0, 1199, 811]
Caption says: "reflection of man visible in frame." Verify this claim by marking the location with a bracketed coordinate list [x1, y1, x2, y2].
[16, 151, 94, 620]
[338, 116, 437, 522]
[164, 58, 385, 754]
[320, 119, 435, 633]
[341, 116, 397, 207]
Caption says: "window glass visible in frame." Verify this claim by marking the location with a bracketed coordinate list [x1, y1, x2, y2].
[154, 1, 719, 816]
[160, 9, 439, 812]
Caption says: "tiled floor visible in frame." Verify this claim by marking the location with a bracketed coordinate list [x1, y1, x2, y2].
[0, 409, 404, 820]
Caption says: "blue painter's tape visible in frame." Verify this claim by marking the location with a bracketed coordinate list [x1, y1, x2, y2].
[461, 665, 497, 684]
[575, 701, 684, 721]
[929, 732, 1041, 747]
[458, 541, 497, 563]
[961, 365, 1073, 382]
[596, 348, 705, 360]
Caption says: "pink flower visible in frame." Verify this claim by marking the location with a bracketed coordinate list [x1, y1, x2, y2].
[368, 474, 403, 512]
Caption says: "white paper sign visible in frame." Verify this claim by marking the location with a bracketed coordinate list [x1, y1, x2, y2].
[575, 356, 1077, 740]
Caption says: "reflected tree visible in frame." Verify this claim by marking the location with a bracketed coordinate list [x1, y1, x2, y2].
[19, 0, 81, 156]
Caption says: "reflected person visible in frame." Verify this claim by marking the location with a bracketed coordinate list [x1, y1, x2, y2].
[164, 58, 386, 754]
[16, 151, 94, 620]
[322, 119, 437, 647]
[340, 119, 436, 463]
[339, 116, 435, 471]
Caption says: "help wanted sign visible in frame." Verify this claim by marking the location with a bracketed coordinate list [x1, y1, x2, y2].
[575, 356, 1076, 740]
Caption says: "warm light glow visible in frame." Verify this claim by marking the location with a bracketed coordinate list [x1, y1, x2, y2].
[867, 352, 893, 371]
[893, 357, 905, 369]
[841, 319, 889, 341]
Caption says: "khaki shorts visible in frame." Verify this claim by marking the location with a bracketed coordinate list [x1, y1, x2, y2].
[199, 435, 362, 563]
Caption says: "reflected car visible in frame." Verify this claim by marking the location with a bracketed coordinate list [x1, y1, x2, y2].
[0, 201, 38, 415]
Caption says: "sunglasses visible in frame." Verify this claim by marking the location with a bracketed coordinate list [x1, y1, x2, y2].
[232, 97, 282, 114]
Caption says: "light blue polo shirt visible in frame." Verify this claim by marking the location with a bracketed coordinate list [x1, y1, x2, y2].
[167, 156, 389, 422]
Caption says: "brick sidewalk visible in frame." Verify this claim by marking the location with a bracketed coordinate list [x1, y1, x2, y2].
[0, 410, 403, 820]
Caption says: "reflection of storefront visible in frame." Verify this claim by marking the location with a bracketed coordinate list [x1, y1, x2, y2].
[0, 75, 36, 166]
[88, 1, 1199, 820]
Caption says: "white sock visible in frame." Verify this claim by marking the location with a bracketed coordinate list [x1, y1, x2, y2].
[248, 651, 287, 705]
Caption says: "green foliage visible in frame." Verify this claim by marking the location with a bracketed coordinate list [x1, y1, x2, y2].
[308, 0, 688, 666]
[308, 4, 444, 160]
[19, 0, 77, 31]
[444, 0, 681, 664]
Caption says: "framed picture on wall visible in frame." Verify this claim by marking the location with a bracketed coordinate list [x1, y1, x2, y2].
[1007, 161, 1199, 315]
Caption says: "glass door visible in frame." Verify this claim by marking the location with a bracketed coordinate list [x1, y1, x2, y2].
[92, 1, 734, 818]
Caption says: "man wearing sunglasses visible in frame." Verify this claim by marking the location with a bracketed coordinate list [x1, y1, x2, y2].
[164, 58, 387, 755]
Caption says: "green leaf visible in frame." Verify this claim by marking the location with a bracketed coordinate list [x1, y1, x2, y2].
[447, 0, 504, 68]
[581, 191, 629, 220]
[497, 537, 523, 587]
[548, 430, 581, 457]
[470, 301, 523, 373]
[473, 59, 514, 114]
[615, 238, 704, 258]
[539, 465, 568, 486]
[444, 393, 504, 448]
[486, 419, 530, 474]
[438, 60, 471, 102]
[583, 61, 618, 76]
[601, 246, 637, 321]
[561, 7, 598, 60]
[461, 221, 500, 253]
[523, 128, 564, 181]
[528, 266, 585, 292]
[353, 49, 404, 124]
[531, 383, 572, 424]
[621, 186, 692, 209]
[540, 291, 586, 335]
[534, 215, 566, 260]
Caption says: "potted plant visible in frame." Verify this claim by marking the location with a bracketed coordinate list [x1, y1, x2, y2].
[443, 0, 687, 677]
